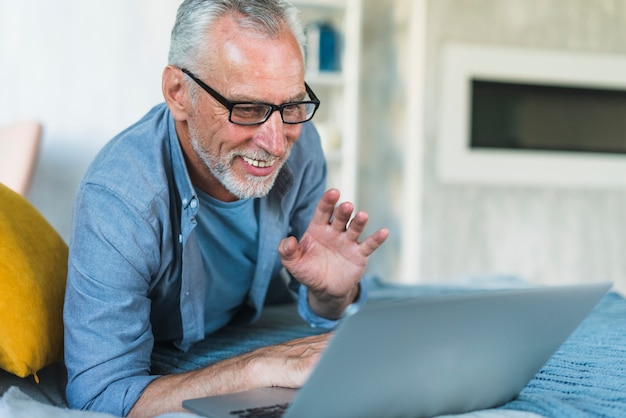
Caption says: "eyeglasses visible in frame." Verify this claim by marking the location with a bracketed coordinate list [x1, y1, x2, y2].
[181, 68, 320, 126]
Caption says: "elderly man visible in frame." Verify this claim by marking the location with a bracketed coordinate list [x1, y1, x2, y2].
[63, 0, 388, 416]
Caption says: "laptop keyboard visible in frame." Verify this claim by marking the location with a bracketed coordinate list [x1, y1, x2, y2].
[229, 403, 289, 417]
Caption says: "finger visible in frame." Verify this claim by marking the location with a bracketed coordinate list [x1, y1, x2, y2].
[331, 201, 354, 232]
[359, 228, 390, 257]
[311, 189, 341, 226]
[345, 210, 368, 241]
[278, 236, 299, 261]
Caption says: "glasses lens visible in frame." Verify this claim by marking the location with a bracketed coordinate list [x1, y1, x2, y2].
[280, 103, 308, 123]
[230, 104, 272, 125]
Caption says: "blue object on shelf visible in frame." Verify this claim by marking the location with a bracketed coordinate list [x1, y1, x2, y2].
[318, 22, 340, 72]
[306, 21, 341, 73]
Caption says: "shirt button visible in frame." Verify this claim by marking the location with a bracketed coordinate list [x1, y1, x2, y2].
[182, 198, 188, 206]
[190, 198, 198, 209]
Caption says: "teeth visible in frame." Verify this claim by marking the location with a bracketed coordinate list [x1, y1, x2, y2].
[242, 156, 275, 168]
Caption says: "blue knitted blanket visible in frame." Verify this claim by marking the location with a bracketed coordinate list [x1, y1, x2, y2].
[501, 291, 626, 417]
[151, 279, 626, 418]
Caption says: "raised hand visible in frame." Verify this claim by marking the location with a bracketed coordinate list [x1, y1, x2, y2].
[278, 188, 389, 318]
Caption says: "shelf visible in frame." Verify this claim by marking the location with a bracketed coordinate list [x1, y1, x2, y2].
[294, 0, 360, 205]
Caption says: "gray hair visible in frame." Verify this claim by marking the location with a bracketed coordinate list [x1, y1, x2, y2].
[168, 0, 306, 72]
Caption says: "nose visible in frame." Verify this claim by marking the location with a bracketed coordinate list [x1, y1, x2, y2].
[253, 110, 287, 157]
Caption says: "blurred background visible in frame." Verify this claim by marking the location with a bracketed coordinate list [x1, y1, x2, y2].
[1, 0, 625, 292]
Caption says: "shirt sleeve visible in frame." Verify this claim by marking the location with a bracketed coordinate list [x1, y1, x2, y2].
[64, 184, 163, 416]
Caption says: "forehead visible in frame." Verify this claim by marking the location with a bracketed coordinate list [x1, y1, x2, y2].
[203, 14, 305, 100]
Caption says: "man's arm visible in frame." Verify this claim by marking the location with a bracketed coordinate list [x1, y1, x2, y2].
[129, 333, 329, 418]
[64, 185, 165, 415]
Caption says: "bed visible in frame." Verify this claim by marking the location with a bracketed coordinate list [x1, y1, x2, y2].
[1, 276, 625, 418]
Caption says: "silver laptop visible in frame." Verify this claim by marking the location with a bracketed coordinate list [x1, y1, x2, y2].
[183, 282, 611, 418]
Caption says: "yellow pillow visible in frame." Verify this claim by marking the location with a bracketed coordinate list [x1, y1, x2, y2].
[0, 182, 68, 379]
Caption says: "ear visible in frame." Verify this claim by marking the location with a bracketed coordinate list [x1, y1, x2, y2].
[162, 65, 189, 122]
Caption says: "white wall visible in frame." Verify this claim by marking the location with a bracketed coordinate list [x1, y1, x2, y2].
[0, 0, 180, 240]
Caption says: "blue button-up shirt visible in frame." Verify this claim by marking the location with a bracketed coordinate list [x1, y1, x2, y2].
[63, 103, 365, 416]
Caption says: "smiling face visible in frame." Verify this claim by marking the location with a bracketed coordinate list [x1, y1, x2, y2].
[174, 13, 306, 202]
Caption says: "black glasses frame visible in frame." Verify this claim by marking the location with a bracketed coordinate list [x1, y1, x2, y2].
[180, 68, 320, 126]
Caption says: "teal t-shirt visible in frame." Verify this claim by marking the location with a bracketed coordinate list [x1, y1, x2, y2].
[195, 188, 259, 334]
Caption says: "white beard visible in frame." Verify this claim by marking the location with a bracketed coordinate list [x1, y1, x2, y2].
[188, 123, 290, 199]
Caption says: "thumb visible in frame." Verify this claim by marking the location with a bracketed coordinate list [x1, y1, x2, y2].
[278, 236, 299, 262]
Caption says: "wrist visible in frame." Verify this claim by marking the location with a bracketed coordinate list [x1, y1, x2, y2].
[308, 283, 360, 320]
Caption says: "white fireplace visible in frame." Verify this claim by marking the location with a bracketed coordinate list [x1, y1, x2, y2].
[437, 43, 626, 189]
